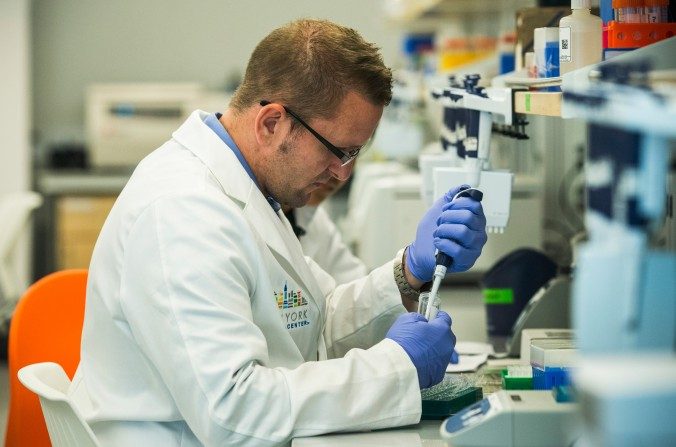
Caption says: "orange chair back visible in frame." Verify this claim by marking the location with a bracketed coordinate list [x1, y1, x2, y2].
[5, 269, 88, 447]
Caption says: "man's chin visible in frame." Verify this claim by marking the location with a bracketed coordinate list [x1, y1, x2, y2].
[284, 192, 311, 209]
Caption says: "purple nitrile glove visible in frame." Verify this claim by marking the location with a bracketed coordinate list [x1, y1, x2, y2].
[386, 311, 456, 389]
[406, 185, 487, 282]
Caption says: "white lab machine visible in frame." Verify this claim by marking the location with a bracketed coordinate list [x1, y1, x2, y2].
[342, 162, 426, 270]
[440, 390, 580, 447]
[86, 83, 230, 168]
[518, 329, 574, 364]
[505, 277, 573, 357]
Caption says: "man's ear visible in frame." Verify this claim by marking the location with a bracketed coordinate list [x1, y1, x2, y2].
[255, 103, 285, 147]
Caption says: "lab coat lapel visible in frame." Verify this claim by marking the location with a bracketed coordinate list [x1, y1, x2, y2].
[172, 110, 325, 307]
[243, 198, 326, 306]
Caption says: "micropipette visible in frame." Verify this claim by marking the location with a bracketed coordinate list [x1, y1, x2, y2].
[425, 187, 484, 321]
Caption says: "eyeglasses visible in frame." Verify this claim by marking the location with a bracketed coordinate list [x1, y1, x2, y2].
[260, 100, 361, 166]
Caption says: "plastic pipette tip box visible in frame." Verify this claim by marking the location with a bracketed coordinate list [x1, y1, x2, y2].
[529, 338, 576, 390]
[421, 387, 483, 420]
[501, 366, 533, 390]
[532, 366, 572, 390]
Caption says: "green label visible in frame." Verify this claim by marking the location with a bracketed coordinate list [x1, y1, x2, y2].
[525, 93, 531, 112]
[483, 288, 514, 305]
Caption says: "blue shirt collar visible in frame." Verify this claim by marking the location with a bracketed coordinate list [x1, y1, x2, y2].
[203, 113, 281, 212]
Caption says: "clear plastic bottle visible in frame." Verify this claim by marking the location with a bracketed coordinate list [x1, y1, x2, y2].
[559, 0, 603, 74]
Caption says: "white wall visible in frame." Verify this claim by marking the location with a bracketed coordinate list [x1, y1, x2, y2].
[31, 0, 401, 151]
[0, 0, 32, 290]
[0, 0, 31, 192]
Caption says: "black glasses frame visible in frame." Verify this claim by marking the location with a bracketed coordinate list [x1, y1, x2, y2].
[260, 100, 360, 166]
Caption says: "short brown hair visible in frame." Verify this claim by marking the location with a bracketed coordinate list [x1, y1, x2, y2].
[230, 19, 392, 120]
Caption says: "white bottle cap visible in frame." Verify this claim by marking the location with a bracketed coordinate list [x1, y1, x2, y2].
[571, 0, 591, 9]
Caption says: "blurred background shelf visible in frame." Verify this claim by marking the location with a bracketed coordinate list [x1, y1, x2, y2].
[384, 0, 535, 22]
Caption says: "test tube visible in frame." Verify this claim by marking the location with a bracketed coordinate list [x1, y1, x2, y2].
[425, 292, 441, 321]
[613, 0, 646, 22]
[644, 0, 669, 22]
[418, 292, 429, 316]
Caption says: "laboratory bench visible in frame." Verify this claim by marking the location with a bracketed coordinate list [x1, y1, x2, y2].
[293, 285, 494, 446]
[293, 420, 447, 446]
[291, 368, 504, 446]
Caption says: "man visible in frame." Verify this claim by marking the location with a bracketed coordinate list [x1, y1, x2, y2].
[71, 19, 487, 446]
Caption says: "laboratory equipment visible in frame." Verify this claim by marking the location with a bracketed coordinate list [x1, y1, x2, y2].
[505, 276, 572, 357]
[418, 73, 545, 279]
[86, 83, 230, 168]
[425, 188, 483, 322]
[530, 338, 576, 390]
[604, 15, 676, 50]
[419, 152, 543, 279]
[501, 366, 533, 390]
[417, 291, 429, 316]
[563, 61, 676, 354]
[86, 83, 200, 168]
[429, 74, 517, 234]
[518, 329, 574, 363]
[440, 390, 580, 446]
[480, 248, 558, 346]
[424, 289, 441, 321]
[558, 0, 603, 75]
[563, 60, 676, 444]
[421, 375, 483, 420]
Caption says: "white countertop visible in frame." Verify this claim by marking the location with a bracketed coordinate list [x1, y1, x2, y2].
[292, 420, 447, 446]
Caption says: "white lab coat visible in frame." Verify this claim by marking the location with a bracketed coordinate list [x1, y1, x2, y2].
[70, 110, 421, 447]
[295, 205, 369, 285]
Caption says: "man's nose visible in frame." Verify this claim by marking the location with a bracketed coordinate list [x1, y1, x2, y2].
[328, 159, 354, 182]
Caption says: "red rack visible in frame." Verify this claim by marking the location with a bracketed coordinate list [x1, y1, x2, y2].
[605, 21, 676, 48]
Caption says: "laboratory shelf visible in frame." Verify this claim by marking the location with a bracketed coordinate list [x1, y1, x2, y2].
[514, 91, 562, 117]
[383, 0, 533, 22]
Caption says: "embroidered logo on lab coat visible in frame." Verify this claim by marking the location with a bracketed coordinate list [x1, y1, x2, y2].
[274, 281, 310, 330]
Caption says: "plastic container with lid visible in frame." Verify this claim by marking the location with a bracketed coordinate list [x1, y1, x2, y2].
[644, 0, 669, 23]
[613, 0, 646, 23]
[559, 0, 603, 74]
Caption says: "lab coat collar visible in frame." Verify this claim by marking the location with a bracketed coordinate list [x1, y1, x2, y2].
[171, 110, 325, 307]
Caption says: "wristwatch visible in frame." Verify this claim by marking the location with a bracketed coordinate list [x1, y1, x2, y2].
[393, 247, 421, 299]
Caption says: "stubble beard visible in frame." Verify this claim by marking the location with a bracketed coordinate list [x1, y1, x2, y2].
[266, 138, 312, 209]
